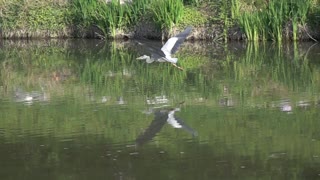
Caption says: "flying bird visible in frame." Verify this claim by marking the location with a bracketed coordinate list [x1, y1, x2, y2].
[136, 26, 193, 70]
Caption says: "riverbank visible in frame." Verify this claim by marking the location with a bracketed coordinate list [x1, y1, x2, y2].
[1, 0, 320, 41]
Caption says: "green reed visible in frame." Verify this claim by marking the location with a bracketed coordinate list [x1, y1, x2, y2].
[101, 0, 130, 37]
[235, 0, 314, 41]
[183, 0, 201, 6]
[129, 0, 152, 24]
[239, 13, 258, 41]
[267, 0, 287, 41]
[292, 16, 298, 41]
[220, 0, 231, 42]
[73, 0, 120, 36]
[151, 0, 184, 30]
[72, 0, 100, 27]
[230, 0, 240, 19]
[290, 0, 311, 40]
[72, 0, 157, 37]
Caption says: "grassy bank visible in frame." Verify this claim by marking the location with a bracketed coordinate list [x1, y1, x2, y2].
[235, 0, 319, 41]
[0, 0, 320, 41]
[0, 0, 71, 38]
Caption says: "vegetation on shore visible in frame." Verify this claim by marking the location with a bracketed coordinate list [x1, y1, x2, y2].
[0, 0, 320, 41]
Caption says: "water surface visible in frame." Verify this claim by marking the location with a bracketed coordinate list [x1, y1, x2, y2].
[1, 40, 320, 179]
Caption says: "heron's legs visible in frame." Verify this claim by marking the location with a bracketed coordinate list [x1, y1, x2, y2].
[172, 63, 184, 71]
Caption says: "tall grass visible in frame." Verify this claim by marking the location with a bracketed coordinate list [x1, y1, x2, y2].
[151, 0, 184, 30]
[290, 0, 311, 41]
[234, 0, 313, 41]
[72, 0, 130, 37]
[220, 0, 231, 42]
[231, 0, 241, 19]
[238, 13, 258, 41]
[183, 0, 201, 6]
[72, 0, 153, 38]
[0, 0, 317, 40]
[129, 0, 152, 23]
[267, 1, 288, 41]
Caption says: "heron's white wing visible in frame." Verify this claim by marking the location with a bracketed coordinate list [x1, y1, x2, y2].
[171, 27, 192, 54]
[161, 27, 192, 56]
[161, 37, 179, 57]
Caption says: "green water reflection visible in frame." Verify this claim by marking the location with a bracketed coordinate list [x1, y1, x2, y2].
[0, 40, 320, 179]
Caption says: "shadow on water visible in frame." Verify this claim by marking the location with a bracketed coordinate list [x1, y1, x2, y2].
[1, 40, 320, 179]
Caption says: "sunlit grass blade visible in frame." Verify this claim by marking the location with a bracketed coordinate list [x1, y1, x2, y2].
[151, 0, 184, 31]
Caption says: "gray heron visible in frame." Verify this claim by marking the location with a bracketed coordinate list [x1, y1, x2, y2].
[136, 26, 193, 70]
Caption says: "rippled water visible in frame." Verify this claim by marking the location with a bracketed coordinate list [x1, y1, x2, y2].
[1, 40, 320, 179]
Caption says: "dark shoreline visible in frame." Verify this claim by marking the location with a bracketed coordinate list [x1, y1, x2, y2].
[1, 23, 319, 41]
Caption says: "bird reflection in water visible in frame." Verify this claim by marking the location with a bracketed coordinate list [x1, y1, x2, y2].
[136, 104, 197, 146]
[14, 87, 50, 104]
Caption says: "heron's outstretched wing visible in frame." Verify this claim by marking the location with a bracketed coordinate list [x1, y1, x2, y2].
[135, 39, 166, 59]
[161, 26, 192, 56]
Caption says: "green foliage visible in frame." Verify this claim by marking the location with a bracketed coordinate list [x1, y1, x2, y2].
[129, 0, 152, 23]
[72, 0, 127, 37]
[220, 0, 232, 42]
[0, 0, 319, 40]
[96, 0, 131, 37]
[151, 0, 184, 30]
[179, 7, 207, 27]
[183, 0, 201, 6]
[72, 0, 152, 37]
[231, 0, 241, 19]
[306, 4, 320, 29]
[0, 0, 70, 31]
[234, 0, 313, 41]
[238, 12, 266, 41]
[27, 6, 67, 30]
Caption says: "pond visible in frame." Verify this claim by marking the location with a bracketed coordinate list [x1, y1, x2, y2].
[0, 39, 320, 179]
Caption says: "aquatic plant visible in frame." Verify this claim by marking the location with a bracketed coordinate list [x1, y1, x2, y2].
[234, 0, 314, 41]
[230, 0, 241, 19]
[238, 12, 266, 41]
[72, 0, 127, 37]
[151, 0, 184, 30]
[72, 0, 155, 37]
[220, 0, 231, 42]
[129, 0, 152, 24]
